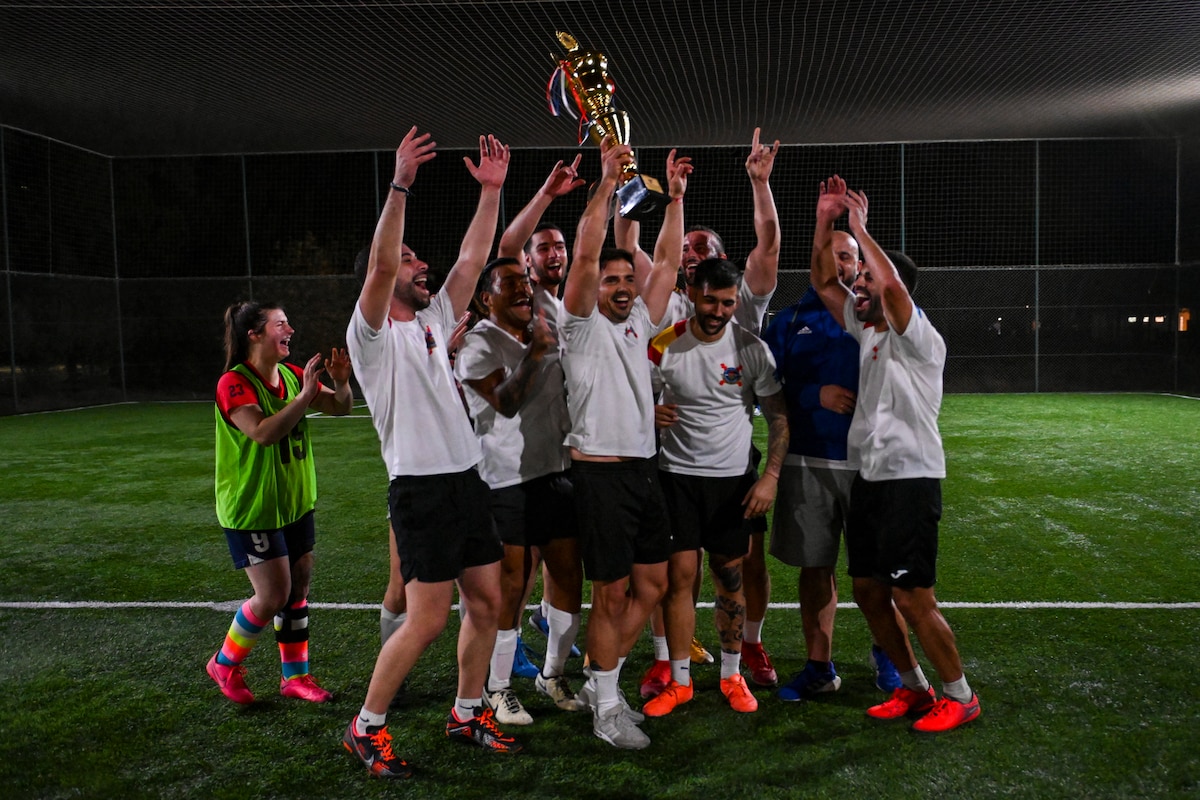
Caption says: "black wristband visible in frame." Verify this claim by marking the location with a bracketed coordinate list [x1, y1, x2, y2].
[389, 181, 412, 196]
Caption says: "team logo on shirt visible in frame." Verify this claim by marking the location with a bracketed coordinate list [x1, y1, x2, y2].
[624, 324, 638, 339]
[719, 363, 743, 386]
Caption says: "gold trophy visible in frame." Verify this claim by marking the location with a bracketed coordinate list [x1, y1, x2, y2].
[548, 31, 669, 220]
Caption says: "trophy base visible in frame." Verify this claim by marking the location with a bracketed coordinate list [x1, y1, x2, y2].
[617, 174, 671, 221]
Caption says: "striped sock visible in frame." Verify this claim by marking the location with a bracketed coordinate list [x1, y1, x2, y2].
[217, 601, 268, 667]
[275, 598, 311, 680]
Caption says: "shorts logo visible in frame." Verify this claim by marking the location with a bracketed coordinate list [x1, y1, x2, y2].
[719, 363, 743, 386]
[890, 568, 908, 580]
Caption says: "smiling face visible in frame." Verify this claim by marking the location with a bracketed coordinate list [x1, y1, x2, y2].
[251, 308, 294, 364]
[526, 228, 569, 289]
[483, 261, 535, 335]
[681, 229, 725, 285]
[394, 244, 432, 311]
[692, 283, 738, 341]
[850, 265, 883, 324]
[597, 256, 638, 323]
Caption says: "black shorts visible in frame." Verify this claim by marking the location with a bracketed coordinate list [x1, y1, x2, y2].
[388, 469, 503, 583]
[571, 458, 672, 582]
[845, 475, 941, 589]
[490, 471, 578, 547]
[223, 510, 316, 570]
[658, 470, 753, 558]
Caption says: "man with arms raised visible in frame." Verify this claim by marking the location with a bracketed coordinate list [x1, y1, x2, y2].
[619, 129, 782, 692]
[342, 128, 522, 780]
[809, 175, 980, 733]
[561, 138, 691, 749]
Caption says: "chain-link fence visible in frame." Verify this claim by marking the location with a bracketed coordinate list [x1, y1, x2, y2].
[2, 127, 1197, 413]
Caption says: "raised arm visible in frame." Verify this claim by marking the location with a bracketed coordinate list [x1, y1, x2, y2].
[743, 128, 781, 297]
[612, 208, 656, 297]
[844, 189, 913, 334]
[496, 155, 584, 259]
[642, 149, 693, 326]
[563, 138, 630, 318]
[358, 127, 436, 330]
[811, 175, 851, 327]
[439, 135, 511, 318]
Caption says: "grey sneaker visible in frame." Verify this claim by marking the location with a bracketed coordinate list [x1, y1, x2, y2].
[576, 679, 645, 723]
[593, 704, 650, 750]
[536, 673, 587, 711]
[485, 687, 533, 726]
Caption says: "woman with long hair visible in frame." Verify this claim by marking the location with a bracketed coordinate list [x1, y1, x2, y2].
[208, 300, 352, 704]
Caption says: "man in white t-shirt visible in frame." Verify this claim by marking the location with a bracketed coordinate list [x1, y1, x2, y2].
[454, 256, 587, 726]
[642, 258, 789, 718]
[559, 137, 691, 749]
[492, 157, 586, 668]
[619, 129, 783, 692]
[341, 129, 524, 780]
[809, 174, 981, 735]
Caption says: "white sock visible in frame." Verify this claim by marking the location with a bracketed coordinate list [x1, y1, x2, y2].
[670, 658, 691, 686]
[744, 619, 764, 644]
[356, 706, 386, 734]
[488, 628, 518, 691]
[720, 650, 741, 680]
[593, 666, 620, 714]
[380, 607, 405, 646]
[942, 675, 973, 703]
[453, 697, 482, 721]
[900, 665, 930, 692]
[652, 635, 669, 661]
[543, 605, 580, 678]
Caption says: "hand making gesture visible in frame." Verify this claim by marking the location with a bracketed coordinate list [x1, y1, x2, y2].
[745, 127, 780, 184]
[392, 127, 437, 190]
[464, 134, 510, 190]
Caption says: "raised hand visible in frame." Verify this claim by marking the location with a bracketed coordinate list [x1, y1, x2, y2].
[665, 148, 694, 199]
[393, 126, 437, 190]
[845, 189, 869, 233]
[300, 352, 326, 400]
[745, 127, 780, 184]
[816, 174, 848, 223]
[324, 347, 352, 385]
[464, 134, 510, 189]
[447, 310, 473, 357]
[541, 154, 586, 198]
[599, 135, 634, 184]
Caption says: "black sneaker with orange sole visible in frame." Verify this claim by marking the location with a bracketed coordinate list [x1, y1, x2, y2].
[445, 706, 524, 753]
[342, 720, 414, 779]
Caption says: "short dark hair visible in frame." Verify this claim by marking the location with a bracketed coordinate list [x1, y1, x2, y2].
[524, 222, 565, 254]
[598, 247, 634, 272]
[885, 250, 919, 293]
[693, 258, 740, 293]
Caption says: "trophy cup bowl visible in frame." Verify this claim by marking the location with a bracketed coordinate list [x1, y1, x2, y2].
[550, 31, 670, 220]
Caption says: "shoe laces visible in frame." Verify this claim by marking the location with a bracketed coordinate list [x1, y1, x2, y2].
[369, 727, 397, 762]
[476, 707, 506, 736]
[923, 697, 956, 719]
[496, 690, 522, 714]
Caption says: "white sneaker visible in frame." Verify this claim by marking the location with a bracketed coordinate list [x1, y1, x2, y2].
[485, 687, 533, 726]
[593, 704, 650, 750]
[576, 679, 644, 723]
[536, 673, 587, 711]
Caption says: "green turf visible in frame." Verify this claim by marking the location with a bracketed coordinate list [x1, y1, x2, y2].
[1, 395, 1198, 798]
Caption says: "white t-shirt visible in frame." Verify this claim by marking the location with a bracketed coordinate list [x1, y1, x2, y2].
[843, 295, 946, 481]
[650, 319, 782, 477]
[454, 319, 571, 489]
[665, 280, 774, 333]
[347, 293, 481, 478]
[559, 299, 661, 459]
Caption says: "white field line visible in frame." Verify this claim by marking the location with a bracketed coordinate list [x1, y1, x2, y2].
[1, 600, 1197, 612]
